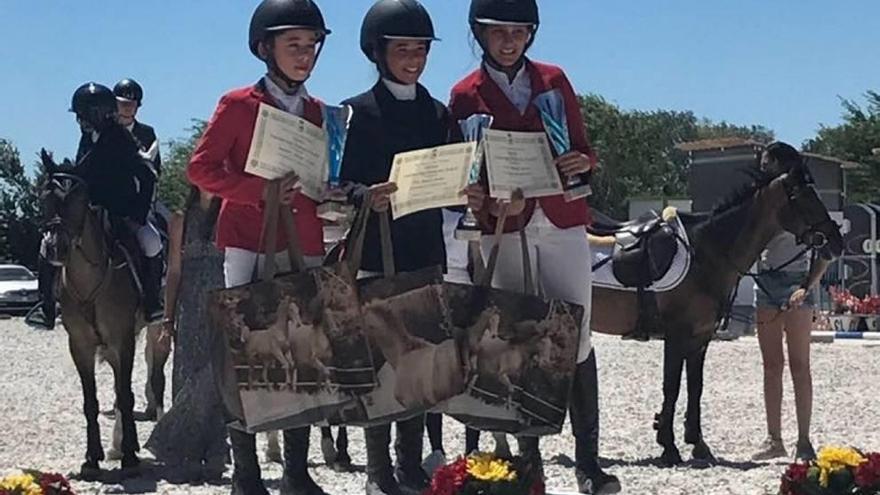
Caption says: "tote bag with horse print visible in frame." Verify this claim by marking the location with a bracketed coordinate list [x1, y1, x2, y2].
[324, 209, 466, 426]
[441, 203, 583, 435]
[210, 183, 376, 432]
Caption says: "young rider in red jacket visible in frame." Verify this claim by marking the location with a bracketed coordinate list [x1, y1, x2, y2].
[186, 1, 330, 494]
[450, 1, 620, 493]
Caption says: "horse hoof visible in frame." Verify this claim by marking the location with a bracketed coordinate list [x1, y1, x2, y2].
[660, 447, 683, 467]
[692, 442, 716, 463]
[80, 462, 101, 481]
[106, 447, 123, 461]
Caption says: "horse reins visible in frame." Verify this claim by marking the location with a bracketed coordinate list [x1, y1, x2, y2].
[60, 214, 116, 307]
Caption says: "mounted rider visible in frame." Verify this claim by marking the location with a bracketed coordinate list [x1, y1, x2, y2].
[46, 82, 164, 322]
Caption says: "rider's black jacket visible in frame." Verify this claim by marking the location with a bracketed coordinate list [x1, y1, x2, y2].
[75, 124, 156, 225]
[340, 82, 450, 274]
[130, 121, 161, 175]
[76, 121, 161, 175]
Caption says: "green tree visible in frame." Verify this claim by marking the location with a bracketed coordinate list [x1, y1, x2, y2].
[804, 91, 880, 204]
[157, 119, 206, 212]
[0, 139, 43, 268]
[580, 94, 773, 218]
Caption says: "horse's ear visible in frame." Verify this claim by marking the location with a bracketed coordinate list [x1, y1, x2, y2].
[39, 148, 57, 174]
[792, 159, 815, 184]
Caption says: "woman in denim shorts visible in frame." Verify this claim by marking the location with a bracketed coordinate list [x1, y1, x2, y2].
[751, 143, 831, 463]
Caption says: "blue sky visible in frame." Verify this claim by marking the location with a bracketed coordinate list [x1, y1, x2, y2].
[1, 1, 877, 170]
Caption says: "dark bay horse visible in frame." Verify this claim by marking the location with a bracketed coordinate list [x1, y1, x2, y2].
[41, 158, 144, 478]
[590, 163, 843, 466]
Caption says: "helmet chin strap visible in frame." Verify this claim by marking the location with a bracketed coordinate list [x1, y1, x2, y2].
[264, 38, 325, 95]
[374, 39, 431, 85]
[474, 25, 534, 77]
[482, 53, 525, 75]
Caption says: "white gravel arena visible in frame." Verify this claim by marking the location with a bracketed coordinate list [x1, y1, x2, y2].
[1, 317, 878, 495]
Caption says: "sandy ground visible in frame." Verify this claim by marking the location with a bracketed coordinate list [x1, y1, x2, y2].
[1, 317, 878, 495]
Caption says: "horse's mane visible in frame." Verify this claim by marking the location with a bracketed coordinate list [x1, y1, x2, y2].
[710, 168, 774, 215]
[692, 168, 775, 240]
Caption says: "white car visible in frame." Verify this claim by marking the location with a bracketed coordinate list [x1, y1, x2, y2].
[0, 264, 40, 314]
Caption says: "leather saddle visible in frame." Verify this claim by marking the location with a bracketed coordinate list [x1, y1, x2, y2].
[589, 210, 679, 288]
[588, 208, 683, 341]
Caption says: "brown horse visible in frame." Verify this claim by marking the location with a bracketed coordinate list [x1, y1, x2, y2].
[41, 162, 144, 479]
[590, 164, 843, 466]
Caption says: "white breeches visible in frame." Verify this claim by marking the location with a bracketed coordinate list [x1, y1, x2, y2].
[480, 207, 593, 363]
[135, 222, 162, 258]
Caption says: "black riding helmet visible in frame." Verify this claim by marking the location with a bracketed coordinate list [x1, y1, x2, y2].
[70, 82, 117, 131]
[360, 0, 439, 65]
[113, 78, 143, 106]
[249, 0, 331, 89]
[469, 0, 539, 62]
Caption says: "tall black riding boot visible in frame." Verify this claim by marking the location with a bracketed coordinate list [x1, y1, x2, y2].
[335, 427, 352, 469]
[516, 435, 543, 479]
[229, 428, 268, 495]
[142, 255, 164, 323]
[281, 426, 326, 495]
[37, 260, 57, 327]
[394, 414, 429, 494]
[465, 427, 480, 454]
[365, 423, 401, 495]
[569, 352, 620, 494]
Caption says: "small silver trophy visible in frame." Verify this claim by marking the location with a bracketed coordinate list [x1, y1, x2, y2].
[455, 113, 494, 241]
[534, 89, 592, 202]
[317, 104, 354, 222]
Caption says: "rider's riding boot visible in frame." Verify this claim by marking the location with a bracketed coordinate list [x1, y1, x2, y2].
[394, 415, 429, 494]
[280, 427, 327, 495]
[465, 427, 480, 455]
[229, 428, 269, 495]
[516, 435, 544, 480]
[142, 255, 164, 323]
[365, 423, 402, 495]
[38, 260, 57, 327]
[570, 353, 620, 494]
[334, 427, 353, 470]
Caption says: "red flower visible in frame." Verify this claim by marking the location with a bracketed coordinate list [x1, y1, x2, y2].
[855, 452, 880, 489]
[781, 462, 809, 495]
[428, 457, 469, 495]
[37, 472, 75, 495]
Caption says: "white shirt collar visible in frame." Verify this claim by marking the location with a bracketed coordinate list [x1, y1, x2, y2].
[125, 122, 135, 132]
[263, 76, 309, 116]
[483, 62, 532, 114]
[382, 78, 417, 101]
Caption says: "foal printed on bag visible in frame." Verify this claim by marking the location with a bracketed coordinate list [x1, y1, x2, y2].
[443, 283, 583, 435]
[322, 267, 465, 426]
[210, 262, 376, 432]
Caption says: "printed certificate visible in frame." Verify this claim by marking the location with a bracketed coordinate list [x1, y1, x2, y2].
[389, 142, 475, 219]
[484, 129, 562, 199]
[245, 103, 328, 201]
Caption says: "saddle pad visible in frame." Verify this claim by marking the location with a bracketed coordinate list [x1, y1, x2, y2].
[591, 216, 690, 293]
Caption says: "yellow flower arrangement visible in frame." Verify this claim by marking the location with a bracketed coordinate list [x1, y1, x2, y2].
[466, 453, 518, 482]
[815, 445, 866, 487]
[0, 472, 42, 495]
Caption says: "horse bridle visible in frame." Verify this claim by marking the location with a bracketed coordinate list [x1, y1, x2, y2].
[45, 172, 113, 305]
[715, 173, 835, 330]
[782, 178, 835, 252]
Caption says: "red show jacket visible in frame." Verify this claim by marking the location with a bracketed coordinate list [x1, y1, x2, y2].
[187, 83, 324, 256]
[449, 60, 595, 233]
